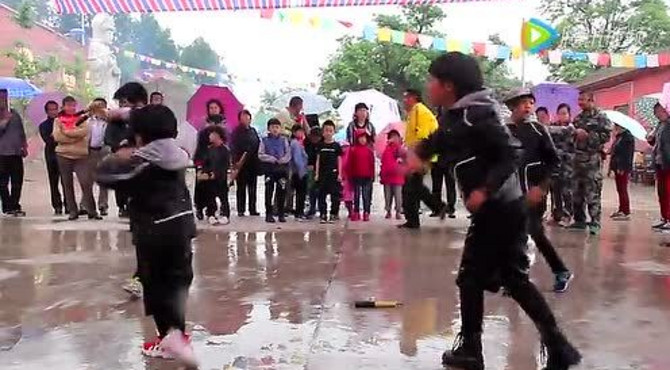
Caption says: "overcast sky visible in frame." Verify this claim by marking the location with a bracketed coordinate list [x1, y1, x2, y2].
[154, 0, 548, 107]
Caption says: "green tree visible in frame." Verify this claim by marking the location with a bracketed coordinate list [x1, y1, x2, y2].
[179, 37, 227, 85]
[320, 5, 520, 102]
[12, 0, 35, 28]
[541, 0, 670, 82]
[4, 43, 59, 85]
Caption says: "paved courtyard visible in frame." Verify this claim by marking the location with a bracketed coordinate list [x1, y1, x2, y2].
[1, 161, 670, 369]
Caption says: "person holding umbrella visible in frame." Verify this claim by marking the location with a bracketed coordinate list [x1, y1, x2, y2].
[193, 99, 225, 220]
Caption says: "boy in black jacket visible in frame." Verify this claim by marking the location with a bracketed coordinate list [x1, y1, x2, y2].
[96, 105, 197, 367]
[196, 125, 231, 225]
[411, 52, 580, 370]
[504, 89, 573, 293]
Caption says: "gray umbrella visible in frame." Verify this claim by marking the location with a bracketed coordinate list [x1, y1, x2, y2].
[271, 91, 333, 115]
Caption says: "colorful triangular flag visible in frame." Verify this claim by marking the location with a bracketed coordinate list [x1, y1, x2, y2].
[432, 38, 446, 51]
[391, 30, 405, 44]
[587, 53, 599, 65]
[647, 54, 660, 68]
[362, 25, 376, 41]
[634, 54, 647, 68]
[417, 34, 434, 49]
[378, 28, 392, 42]
[548, 50, 562, 64]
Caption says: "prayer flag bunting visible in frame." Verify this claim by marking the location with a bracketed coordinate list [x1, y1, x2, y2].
[378, 28, 392, 42]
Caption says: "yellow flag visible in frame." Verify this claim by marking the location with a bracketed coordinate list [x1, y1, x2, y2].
[288, 11, 304, 25]
[622, 54, 635, 68]
[378, 28, 392, 42]
[446, 39, 461, 52]
[512, 46, 523, 60]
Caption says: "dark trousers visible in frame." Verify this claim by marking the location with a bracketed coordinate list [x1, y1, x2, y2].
[194, 181, 206, 212]
[352, 177, 373, 214]
[458, 199, 558, 337]
[265, 172, 288, 216]
[431, 164, 456, 212]
[203, 179, 230, 218]
[0, 155, 24, 213]
[318, 177, 341, 217]
[529, 198, 569, 275]
[402, 173, 444, 226]
[292, 173, 307, 216]
[45, 152, 64, 212]
[236, 169, 258, 215]
[116, 189, 128, 211]
[657, 169, 670, 220]
[138, 241, 193, 338]
[614, 171, 630, 215]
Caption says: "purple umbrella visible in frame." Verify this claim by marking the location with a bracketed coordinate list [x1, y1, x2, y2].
[26, 92, 69, 126]
[186, 85, 244, 133]
[532, 83, 580, 121]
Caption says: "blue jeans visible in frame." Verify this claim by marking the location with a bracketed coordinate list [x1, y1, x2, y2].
[353, 177, 373, 214]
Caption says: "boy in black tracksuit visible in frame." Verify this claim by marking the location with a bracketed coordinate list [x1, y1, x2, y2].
[196, 125, 231, 224]
[315, 120, 343, 223]
[96, 105, 197, 365]
[305, 127, 322, 218]
[504, 89, 573, 293]
[413, 52, 580, 370]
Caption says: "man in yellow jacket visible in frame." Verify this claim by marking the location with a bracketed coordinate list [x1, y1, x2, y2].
[399, 89, 447, 229]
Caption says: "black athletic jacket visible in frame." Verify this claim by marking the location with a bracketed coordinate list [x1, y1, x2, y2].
[416, 89, 523, 203]
[506, 118, 560, 193]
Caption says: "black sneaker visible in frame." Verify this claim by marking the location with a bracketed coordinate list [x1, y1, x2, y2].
[54, 208, 63, 216]
[12, 210, 26, 217]
[330, 215, 340, 223]
[249, 211, 261, 216]
[397, 222, 420, 229]
[118, 208, 129, 218]
[266, 215, 276, 223]
[278, 215, 287, 223]
[238, 212, 245, 217]
[195, 209, 204, 221]
[541, 330, 581, 370]
[78, 209, 88, 216]
[68, 214, 79, 221]
[553, 271, 573, 293]
[320, 217, 328, 224]
[442, 333, 484, 370]
[99, 208, 108, 216]
[89, 214, 103, 220]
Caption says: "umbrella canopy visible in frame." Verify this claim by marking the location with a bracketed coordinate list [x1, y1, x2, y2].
[374, 121, 406, 157]
[186, 85, 244, 133]
[532, 83, 580, 121]
[0, 77, 42, 99]
[26, 92, 68, 126]
[271, 91, 333, 115]
[338, 89, 401, 133]
[635, 93, 661, 128]
[176, 121, 198, 158]
[603, 110, 648, 140]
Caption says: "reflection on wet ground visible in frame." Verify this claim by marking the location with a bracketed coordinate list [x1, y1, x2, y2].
[2, 183, 670, 369]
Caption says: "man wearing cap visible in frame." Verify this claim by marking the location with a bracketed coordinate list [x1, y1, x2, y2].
[569, 91, 612, 235]
[504, 88, 573, 293]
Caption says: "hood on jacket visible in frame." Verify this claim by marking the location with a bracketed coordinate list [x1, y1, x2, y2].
[450, 89, 499, 110]
[134, 138, 190, 171]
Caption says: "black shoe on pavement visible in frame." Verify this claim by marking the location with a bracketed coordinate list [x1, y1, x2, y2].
[88, 214, 103, 220]
[278, 215, 287, 223]
[100, 208, 108, 216]
[541, 329, 581, 370]
[249, 211, 261, 216]
[553, 271, 574, 293]
[54, 208, 63, 216]
[195, 209, 204, 221]
[442, 332, 484, 370]
[320, 217, 328, 224]
[266, 215, 276, 223]
[119, 209, 129, 218]
[12, 210, 26, 217]
[68, 214, 79, 221]
[78, 209, 88, 216]
[397, 222, 420, 229]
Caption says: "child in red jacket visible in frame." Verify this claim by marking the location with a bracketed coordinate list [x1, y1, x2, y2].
[347, 129, 375, 221]
[380, 129, 406, 220]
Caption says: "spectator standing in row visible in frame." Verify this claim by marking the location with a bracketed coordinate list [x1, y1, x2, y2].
[87, 98, 110, 216]
[39, 100, 65, 215]
[290, 125, 309, 220]
[193, 99, 225, 220]
[259, 118, 291, 223]
[400, 89, 446, 229]
[431, 107, 457, 219]
[305, 126, 322, 218]
[380, 129, 405, 220]
[276, 96, 308, 137]
[649, 103, 670, 230]
[54, 96, 101, 221]
[609, 125, 635, 221]
[197, 125, 230, 225]
[345, 103, 376, 145]
[347, 129, 375, 221]
[150, 91, 164, 106]
[0, 89, 27, 216]
[535, 106, 551, 125]
[316, 120, 342, 224]
[548, 103, 575, 226]
[231, 110, 260, 217]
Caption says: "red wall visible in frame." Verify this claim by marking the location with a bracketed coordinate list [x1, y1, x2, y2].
[592, 68, 670, 117]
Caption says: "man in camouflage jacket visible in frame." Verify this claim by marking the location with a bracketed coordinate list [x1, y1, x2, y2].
[548, 103, 575, 225]
[569, 92, 612, 235]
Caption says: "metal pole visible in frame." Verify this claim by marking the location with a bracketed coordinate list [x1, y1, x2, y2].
[521, 50, 526, 88]
[81, 14, 85, 45]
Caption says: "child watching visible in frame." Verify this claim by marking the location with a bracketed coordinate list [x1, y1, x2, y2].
[380, 129, 406, 220]
[196, 125, 231, 225]
[347, 129, 375, 221]
[305, 126, 322, 218]
[315, 120, 343, 224]
[96, 105, 197, 367]
[290, 124, 309, 220]
[340, 141, 354, 219]
[259, 118, 291, 223]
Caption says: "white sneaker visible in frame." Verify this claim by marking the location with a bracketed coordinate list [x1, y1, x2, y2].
[142, 338, 172, 359]
[219, 216, 230, 225]
[122, 277, 143, 298]
[161, 330, 197, 367]
[207, 216, 220, 226]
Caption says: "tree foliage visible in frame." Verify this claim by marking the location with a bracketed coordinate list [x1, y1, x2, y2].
[320, 5, 520, 102]
[180, 37, 226, 85]
[541, 0, 670, 82]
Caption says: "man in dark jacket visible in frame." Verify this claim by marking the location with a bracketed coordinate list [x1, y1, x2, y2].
[231, 110, 260, 217]
[504, 88, 573, 293]
[39, 100, 65, 215]
[0, 89, 27, 216]
[411, 52, 580, 370]
[609, 125, 635, 220]
[96, 105, 197, 366]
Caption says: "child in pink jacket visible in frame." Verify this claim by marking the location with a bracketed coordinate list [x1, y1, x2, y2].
[340, 141, 354, 218]
[380, 130, 406, 220]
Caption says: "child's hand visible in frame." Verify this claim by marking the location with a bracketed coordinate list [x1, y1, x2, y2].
[337, 174, 342, 182]
[466, 189, 487, 213]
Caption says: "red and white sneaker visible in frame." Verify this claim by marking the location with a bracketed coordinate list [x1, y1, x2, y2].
[141, 338, 173, 359]
[161, 330, 197, 367]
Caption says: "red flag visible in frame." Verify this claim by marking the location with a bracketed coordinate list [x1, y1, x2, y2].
[472, 42, 486, 56]
[597, 53, 610, 67]
[404, 33, 418, 47]
[260, 9, 274, 18]
[659, 53, 670, 66]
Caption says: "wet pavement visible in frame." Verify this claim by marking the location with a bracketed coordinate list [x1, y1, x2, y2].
[1, 162, 670, 369]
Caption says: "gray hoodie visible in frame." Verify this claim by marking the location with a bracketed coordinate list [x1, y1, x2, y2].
[134, 138, 190, 171]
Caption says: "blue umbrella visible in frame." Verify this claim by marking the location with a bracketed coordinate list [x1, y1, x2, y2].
[0, 77, 42, 98]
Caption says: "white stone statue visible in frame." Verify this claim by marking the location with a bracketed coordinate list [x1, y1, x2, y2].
[88, 14, 121, 103]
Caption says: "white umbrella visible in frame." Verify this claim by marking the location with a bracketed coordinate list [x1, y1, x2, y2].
[603, 110, 648, 140]
[271, 91, 333, 115]
[176, 121, 198, 158]
[337, 89, 401, 132]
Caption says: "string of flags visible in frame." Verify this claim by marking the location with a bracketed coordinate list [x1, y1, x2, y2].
[262, 9, 670, 69]
[118, 49, 318, 88]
